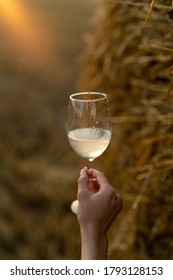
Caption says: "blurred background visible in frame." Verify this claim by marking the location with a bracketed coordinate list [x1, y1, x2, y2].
[0, 0, 94, 260]
[0, 0, 173, 260]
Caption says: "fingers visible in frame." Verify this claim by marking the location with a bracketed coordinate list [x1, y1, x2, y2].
[87, 168, 111, 190]
[78, 168, 121, 205]
[77, 167, 89, 197]
[78, 167, 101, 194]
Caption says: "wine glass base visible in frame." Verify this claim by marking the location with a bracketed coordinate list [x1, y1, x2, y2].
[71, 199, 78, 214]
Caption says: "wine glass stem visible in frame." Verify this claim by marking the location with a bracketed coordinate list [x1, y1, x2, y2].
[88, 159, 94, 169]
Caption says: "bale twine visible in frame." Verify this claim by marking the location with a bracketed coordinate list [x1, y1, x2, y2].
[78, 0, 173, 259]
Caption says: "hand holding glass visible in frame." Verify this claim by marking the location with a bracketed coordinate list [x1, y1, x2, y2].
[66, 92, 112, 213]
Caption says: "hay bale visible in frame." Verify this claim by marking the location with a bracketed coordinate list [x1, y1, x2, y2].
[78, 0, 173, 259]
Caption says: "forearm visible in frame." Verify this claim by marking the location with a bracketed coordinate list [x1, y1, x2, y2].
[80, 226, 108, 260]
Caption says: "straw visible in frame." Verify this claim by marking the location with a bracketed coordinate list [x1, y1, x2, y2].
[77, 0, 173, 259]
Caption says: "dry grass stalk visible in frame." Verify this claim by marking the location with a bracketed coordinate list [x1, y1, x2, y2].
[144, 0, 160, 27]
[109, 0, 173, 10]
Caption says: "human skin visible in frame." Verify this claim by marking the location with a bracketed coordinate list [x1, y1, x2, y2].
[77, 167, 123, 260]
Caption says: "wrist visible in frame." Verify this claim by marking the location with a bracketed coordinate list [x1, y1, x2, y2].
[80, 224, 108, 260]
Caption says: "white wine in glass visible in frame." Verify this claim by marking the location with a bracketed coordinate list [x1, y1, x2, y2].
[66, 92, 112, 213]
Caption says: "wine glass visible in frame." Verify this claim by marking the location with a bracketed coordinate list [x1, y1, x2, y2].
[66, 92, 112, 213]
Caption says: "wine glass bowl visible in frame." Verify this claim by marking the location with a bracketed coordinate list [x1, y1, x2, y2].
[66, 92, 112, 165]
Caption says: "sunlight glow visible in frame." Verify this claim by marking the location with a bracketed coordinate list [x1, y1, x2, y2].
[0, 0, 56, 79]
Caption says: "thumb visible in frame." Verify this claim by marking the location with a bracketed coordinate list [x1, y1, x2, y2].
[78, 167, 89, 194]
